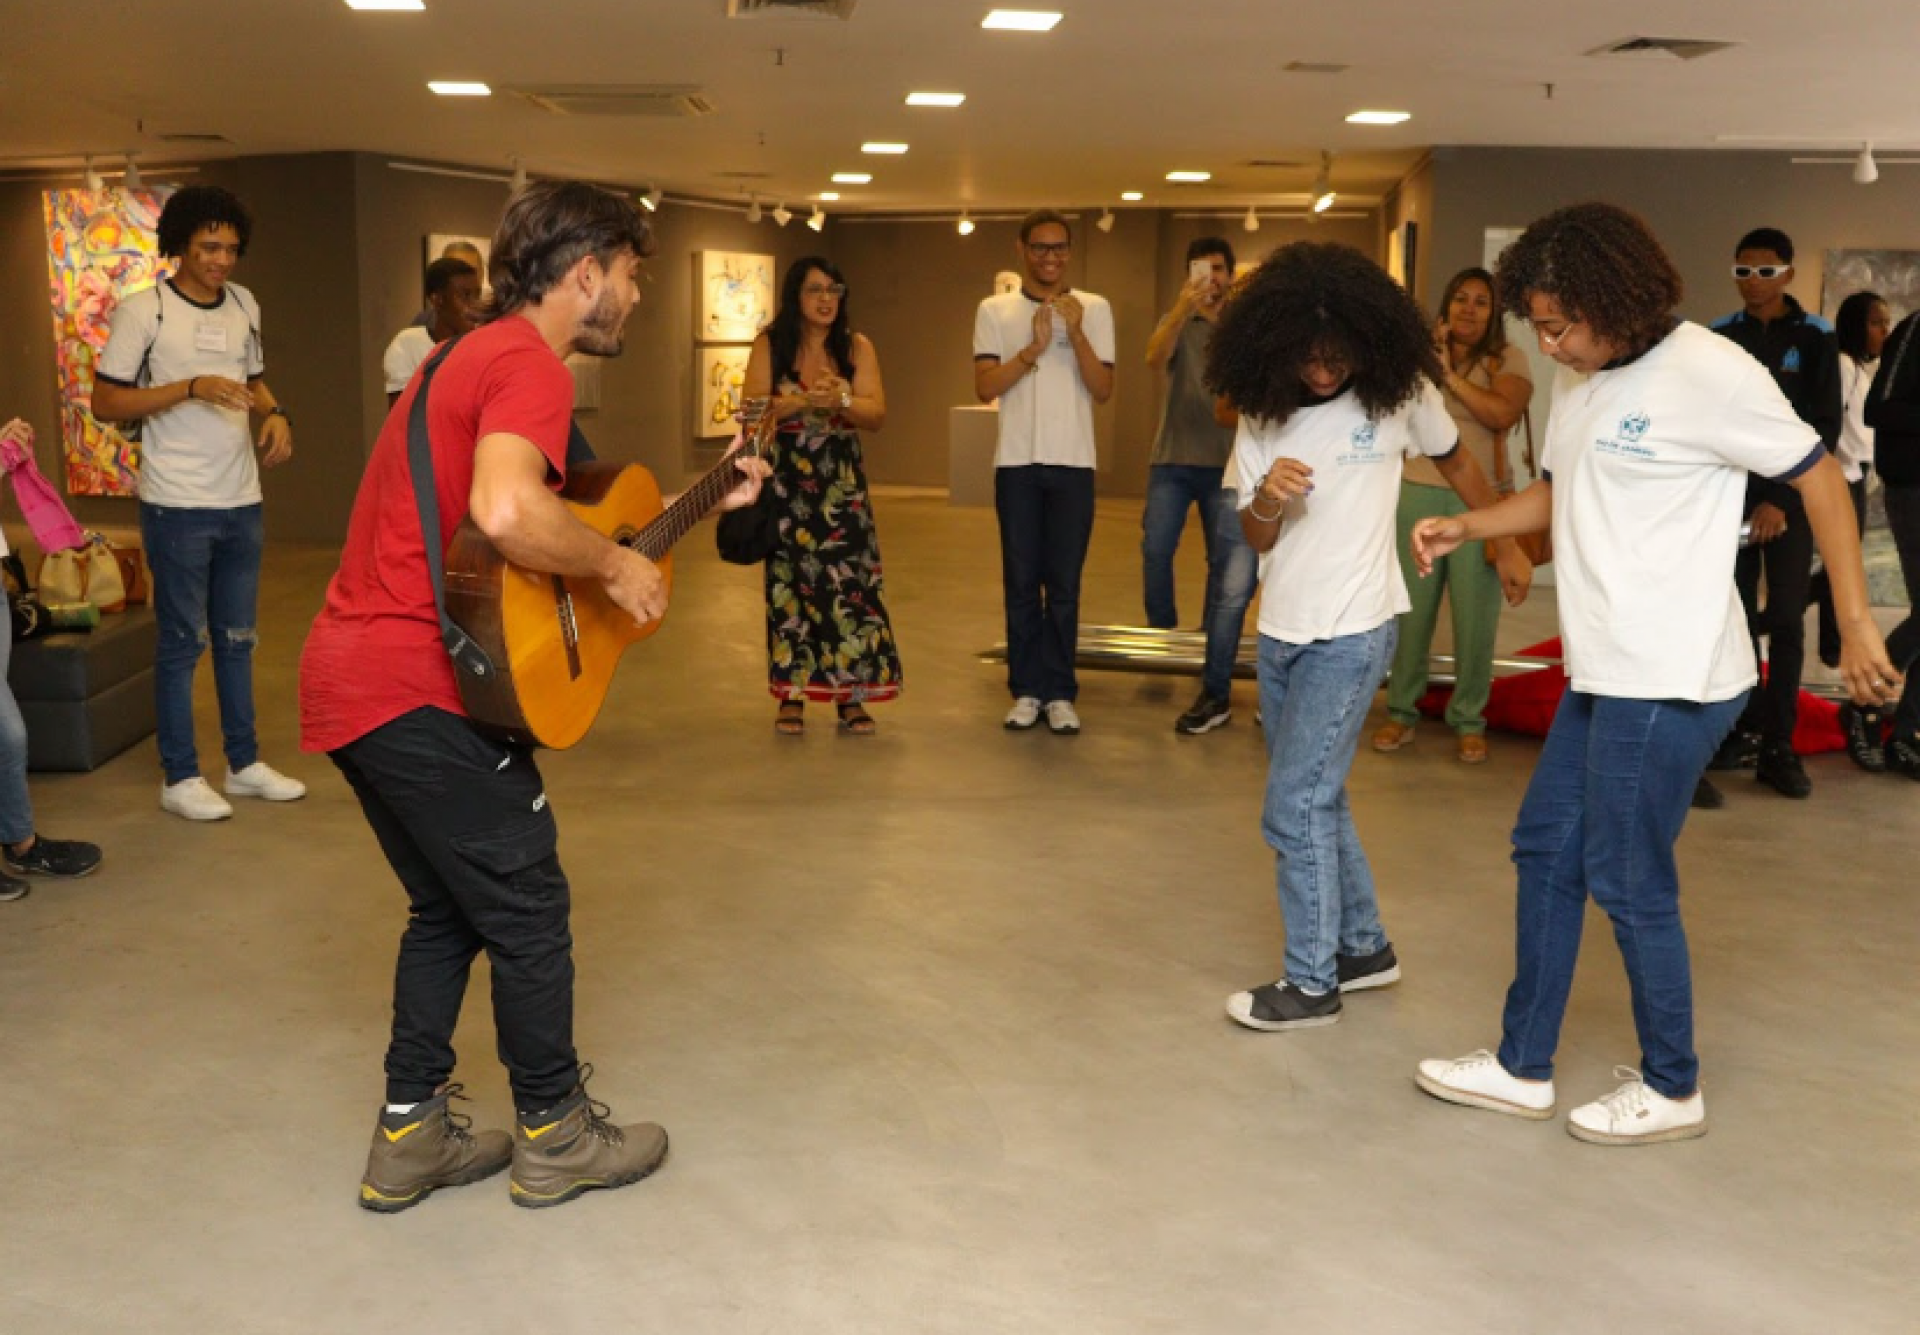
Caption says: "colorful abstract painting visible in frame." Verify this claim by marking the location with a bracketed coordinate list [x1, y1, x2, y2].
[696, 345, 752, 438]
[697, 250, 774, 344]
[42, 186, 175, 496]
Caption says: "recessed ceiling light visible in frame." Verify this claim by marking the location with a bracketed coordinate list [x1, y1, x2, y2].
[346, 0, 425, 9]
[982, 10, 1063, 32]
[861, 143, 909, 155]
[427, 81, 491, 96]
[1120, 191, 1144, 201]
[1165, 170, 1211, 183]
[1346, 109, 1411, 125]
[906, 92, 966, 108]
[818, 192, 841, 201]
[831, 172, 872, 184]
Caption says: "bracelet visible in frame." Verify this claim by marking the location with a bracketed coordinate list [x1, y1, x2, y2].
[1248, 496, 1284, 523]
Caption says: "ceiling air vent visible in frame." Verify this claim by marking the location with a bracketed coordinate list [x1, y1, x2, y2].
[1244, 159, 1306, 169]
[1283, 61, 1348, 75]
[157, 132, 233, 144]
[1587, 36, 1736, 61]
[509, 85, 716, 117]
[727, 0, 859, 19]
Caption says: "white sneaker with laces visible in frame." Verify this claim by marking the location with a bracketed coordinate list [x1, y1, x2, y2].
[1043, 700, 1080, 735]
[1566, 1068, 1706, 1145]
[161, 777, 234, 822]
[1004, 697, 1043, 730]
[225, 762, 308, 803]
[1413, 1049, 1555, 1119]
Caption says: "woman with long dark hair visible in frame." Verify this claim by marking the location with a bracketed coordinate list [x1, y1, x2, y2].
[1412, 203, 1898, 1144]
[743, 256, 901, 734]
[1208, 242, 1506, 1033]
[1376, 266, 1534, 764]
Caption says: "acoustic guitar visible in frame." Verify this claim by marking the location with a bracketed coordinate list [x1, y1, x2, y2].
[443, 398, 775, 749]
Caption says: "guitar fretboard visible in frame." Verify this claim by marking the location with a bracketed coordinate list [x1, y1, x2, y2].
[624, 401, 773, 561]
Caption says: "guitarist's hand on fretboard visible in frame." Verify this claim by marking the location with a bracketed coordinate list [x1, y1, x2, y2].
[715, 446, 772, 514]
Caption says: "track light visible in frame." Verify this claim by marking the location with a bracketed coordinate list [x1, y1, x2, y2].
[771, 202, 792, 227]
[509, 157, 527, 192]
[746, 195, 763, 223]
[1242, 205, 1260, 233]
[957, 213, 975, 237]
[1096, 208, 1115, 233]
[1855, 142, 1879, 185]
[807, 205, 825, 233]
[122, 154, 142, 192]
[1311, 151, 1336, 214]
[83, 156, 103, 192]
[641, 184, 662, 212]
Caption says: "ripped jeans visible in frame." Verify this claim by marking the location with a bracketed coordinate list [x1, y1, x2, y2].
[140, 502, 264, 785]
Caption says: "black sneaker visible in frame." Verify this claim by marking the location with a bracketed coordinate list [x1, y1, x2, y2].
[1755, 743, 1812, 799]
[1886, 734, 1920, 782]
[3, 836, 102, 878]
[0, 872, 27, 903]
[1708, 730, 1760, 772]
[1174, 691, 1231, 736]
[1335, 943, 1401, 993]
[1838, 703, 1889, 773]
[1690, 777, 1725, 810]
[1225, 980, 1343, 1031]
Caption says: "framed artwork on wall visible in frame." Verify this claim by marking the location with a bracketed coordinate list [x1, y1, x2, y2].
[696, 250, 774, 344]
[565, 354, 601, 412]
[695, 345, 752, 439]
[426, 233, 492, 292]
[1822, 248, 1920, 326]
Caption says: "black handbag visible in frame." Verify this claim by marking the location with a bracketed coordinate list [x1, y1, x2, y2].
[715, 482, 780, 565]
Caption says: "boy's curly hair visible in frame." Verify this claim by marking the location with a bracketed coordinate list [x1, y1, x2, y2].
[1206, 242, 1440, 424]
[1494, 202, 1683, 357]
[156, 186, 252, 259]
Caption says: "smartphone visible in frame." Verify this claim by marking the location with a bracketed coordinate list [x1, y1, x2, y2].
[1189, 258, 1213, 286]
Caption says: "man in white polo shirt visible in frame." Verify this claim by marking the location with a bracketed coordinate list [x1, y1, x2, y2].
[973, 209, 1116, 734]
[93, 185, 305, 822]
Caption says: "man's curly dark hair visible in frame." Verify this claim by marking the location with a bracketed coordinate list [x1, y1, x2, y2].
[156, 186, 252, 259]
[1206, 241, 1440, 424]
[1493, 202, 1682, 357]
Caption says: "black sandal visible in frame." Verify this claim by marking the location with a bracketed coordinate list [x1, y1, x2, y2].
[837, 703, 876, 735]
[775, 701, 805, 735]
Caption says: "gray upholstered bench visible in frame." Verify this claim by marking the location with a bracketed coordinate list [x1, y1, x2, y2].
[8, 607, 157, 772]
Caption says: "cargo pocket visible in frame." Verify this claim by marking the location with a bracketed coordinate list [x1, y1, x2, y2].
[451, 814, 565, 909]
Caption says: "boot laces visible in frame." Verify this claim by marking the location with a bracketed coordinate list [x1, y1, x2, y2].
[576, 1064, 626, 1147]
[437, 1082, 478, 1146]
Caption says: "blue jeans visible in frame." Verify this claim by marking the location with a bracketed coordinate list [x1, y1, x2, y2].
[996, 465, 1095, 703]
[1498, 690, 1745, 1098]
[0, 614, 33, 845]
[140, 502, 264, 785]
[1257, 624, 1397, 993]
[1142, 468, 1258, 697]
[1201, 488, 1258, 700]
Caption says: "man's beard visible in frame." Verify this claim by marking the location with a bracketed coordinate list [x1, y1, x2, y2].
[575, 288, 627, 357]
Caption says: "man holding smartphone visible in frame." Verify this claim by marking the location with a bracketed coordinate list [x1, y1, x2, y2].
[973, 209, 1116, 735]
[1142, 238, 1256, 734]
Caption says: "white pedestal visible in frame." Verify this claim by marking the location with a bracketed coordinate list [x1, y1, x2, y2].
[948, 405, 998, 507]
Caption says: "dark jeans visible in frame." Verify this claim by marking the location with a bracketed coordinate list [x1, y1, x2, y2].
[996, 464, 1095, 703]
[1140, 466, 1257, 699]
[332, 706, 581, 1111]
[1811, 472, 1870, 665]
[1734, 505, 1813, 745]
[1885, 484, 1920, 737]
[140, 502, 263, 785]
[1498, 691, 1745, 1099]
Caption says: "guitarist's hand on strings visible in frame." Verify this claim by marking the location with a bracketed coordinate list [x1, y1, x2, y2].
[600, 547, 671, 626]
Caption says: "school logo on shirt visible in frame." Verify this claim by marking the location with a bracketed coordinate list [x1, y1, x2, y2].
[1351, 422, 1378, 450]
[1782, 347, 1802, 374]
[1597, 408, 1656, 460]
[1336, 418, 1386, 467]
[1619, 411, 1651, 443]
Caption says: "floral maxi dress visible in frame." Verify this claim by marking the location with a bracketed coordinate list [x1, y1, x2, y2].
[765, 405, 903, 704]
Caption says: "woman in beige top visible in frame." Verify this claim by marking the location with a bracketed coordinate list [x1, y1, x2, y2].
[1375, 267, 1534, 763]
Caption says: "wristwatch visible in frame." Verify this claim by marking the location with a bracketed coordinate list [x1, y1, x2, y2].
[839, 389, 852, 410]
[266, 406, 290, 424]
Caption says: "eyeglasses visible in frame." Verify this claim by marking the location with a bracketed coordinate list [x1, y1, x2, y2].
[1732, 264, 1791, 280]
[801, 283, 847, 298]
[1535, 320, 1580, 350]
[1026, 241, 1071, 257]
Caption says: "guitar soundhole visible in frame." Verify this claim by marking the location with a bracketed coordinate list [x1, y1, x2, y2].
[552, 575, 583, 680]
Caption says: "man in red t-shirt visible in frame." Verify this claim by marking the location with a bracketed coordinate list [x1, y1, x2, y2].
[300, 182, 765, 1214]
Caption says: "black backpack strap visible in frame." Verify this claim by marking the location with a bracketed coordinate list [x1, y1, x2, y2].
[407, 336, 497, 682]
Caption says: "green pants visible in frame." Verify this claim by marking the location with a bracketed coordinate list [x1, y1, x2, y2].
[1386, 482, 1503, 734]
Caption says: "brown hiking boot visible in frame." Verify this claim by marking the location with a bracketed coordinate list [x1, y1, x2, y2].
[359, 1083, 512, 1213]
[510, 1073, 669, 1210]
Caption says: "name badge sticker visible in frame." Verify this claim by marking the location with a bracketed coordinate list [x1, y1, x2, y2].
[194, 323, 229, 354]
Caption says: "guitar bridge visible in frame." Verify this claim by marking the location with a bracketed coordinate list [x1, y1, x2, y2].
[552, 576, 583, 680]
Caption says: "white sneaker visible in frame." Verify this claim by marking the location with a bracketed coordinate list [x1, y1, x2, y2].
[1413, 1049, 1556, 1120]
[224, 762, 308, 803]
[161, 777, 234, 822]
[1004, 697, 1043, 730]
[1566, 1068, 1706, 1146]
[1043, 700, 1081, 735]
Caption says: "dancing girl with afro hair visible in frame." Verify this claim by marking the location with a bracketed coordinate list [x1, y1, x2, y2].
[1206, 241, 1442, 424]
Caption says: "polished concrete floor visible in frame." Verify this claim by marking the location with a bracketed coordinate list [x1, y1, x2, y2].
[4, 493, 1915, 1334]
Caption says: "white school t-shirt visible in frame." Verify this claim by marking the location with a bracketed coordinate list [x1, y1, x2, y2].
[1543, 321, 1822, 702]
[96, 279, 266, 508]
[383, 326, 435, 395]
[1232, 381, 1459, 645]
[972, 289, 1116, 469]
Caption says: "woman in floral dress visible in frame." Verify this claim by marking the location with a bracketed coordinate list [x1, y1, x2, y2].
[743, 257, 902, 733]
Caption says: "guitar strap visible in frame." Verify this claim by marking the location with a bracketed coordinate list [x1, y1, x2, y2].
[406, 335, 499, 683]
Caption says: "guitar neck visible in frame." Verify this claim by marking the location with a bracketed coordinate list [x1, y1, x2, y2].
[625, 403, 773, 561]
